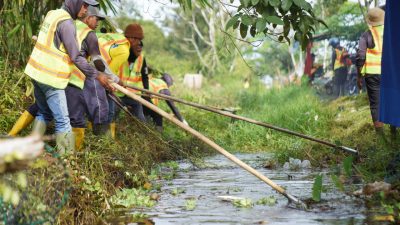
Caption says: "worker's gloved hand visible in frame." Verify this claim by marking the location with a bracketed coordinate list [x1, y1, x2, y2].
[182, 119, 189, 127]
[97, 73, 115, 92]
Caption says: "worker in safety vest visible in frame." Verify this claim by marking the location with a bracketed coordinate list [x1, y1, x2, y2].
[356, 7, 393, 134]
[329, 37, 349, 98]
[66, 5, 120, 149]
[9, 5, 118, 150]
[112, 23, 150, 122]
[144, 69, 188, 132]
[24, 0, 114, 153]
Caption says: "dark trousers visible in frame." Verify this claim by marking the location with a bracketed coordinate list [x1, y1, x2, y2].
[82, 78, 109, 125]
[65, 85, 86, 128]
[334, 67, 347, 97]
[364, 74, 381, 122]
[119, 96, 146, 122]
[27, 103, 39, 116]
[143, 89, 184, 128]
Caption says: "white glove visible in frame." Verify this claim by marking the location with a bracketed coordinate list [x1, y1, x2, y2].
[182, 119, 189, 127]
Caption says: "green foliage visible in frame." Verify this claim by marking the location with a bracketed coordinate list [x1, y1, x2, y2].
[171, 188, 186, 196]
[0, 0, 116, 66]
[343, 156, 353, 177]
[256, 196, 277, 206]
[225, 0, 323, 49]
[184, 198, 197, 210]
[110, 188, 156, 208]
[330, 174, 344, 192]
[233, 198, 253, 208]
[312, 173, 323, 202]
[321, 2, 367, 41]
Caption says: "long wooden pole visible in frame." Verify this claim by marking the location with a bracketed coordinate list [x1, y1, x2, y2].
[125, 85, 358, 155]
[112, 83, 306, 207]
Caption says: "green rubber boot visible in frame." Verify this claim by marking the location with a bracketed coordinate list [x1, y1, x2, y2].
[56, 132, 75, 154]
[32, 119, 47, 136]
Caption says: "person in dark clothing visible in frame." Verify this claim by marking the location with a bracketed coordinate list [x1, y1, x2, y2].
[329, 37, 349, 98]
[356, 7, 391, 134]
[142, 71, 188, 132]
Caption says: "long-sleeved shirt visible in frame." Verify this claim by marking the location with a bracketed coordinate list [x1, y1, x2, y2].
[54, 17, 99, 79]
[356, 30, 375, 71]
[82, 31, 119, 82]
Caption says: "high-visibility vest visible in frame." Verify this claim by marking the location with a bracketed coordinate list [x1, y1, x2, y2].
[361, 25, 384, 75]
[24, 9, 73, 89]
[116, 54, 145, 97]
[333, 48, 346, 70]
[68, 20, 92, 89]
[97, 33, 130, 74]
[149, 78, 168, 106]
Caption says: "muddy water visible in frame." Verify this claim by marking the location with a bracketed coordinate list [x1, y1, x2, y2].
[134, 153, 374, 225]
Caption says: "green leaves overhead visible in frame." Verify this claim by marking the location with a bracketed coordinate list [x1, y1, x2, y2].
[265, 16, 283, 25]
[281, 0, 293, 11]
[222, 0, 323, 50]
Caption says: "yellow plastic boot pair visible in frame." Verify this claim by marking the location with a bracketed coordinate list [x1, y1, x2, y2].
[72, 127, 85, 151]
[8, 110, 35, 136]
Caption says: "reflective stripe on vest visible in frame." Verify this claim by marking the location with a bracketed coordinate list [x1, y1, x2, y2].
[24, 9, 73, 89]
[149, 78, 168, 106]
[116, 54, 145, 97]
[361, 25, 384, 75]
[334, 48, 345, 70]
[69, 20, 92, 89]
[97, 33, 129, 66]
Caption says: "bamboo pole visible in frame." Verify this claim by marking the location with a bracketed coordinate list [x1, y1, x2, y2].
[125, 85, 358, 155]
[112, 83, 307, 208]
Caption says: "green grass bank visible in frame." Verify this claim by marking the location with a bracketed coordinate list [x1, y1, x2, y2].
[1, 57, 399, 222]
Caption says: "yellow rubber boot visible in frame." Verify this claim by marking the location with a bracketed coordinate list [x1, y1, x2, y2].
[8, 110, 35, 136]
[87, 121, 93, 130]
[72, 127, 85, 151]
[110, 122, 116, 140]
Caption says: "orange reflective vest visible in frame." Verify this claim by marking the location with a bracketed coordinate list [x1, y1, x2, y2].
[361, 25, 384, 75]
[24, 9, 73, 89]
[149, 78, 168, 106]
[334, 48, 346, 70]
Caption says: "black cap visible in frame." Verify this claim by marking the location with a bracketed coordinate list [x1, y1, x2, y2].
[84, 0, 99, 6]
[87, 5, 106, 20]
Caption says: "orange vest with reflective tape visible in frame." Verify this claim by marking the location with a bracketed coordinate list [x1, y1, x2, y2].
[24, 9, 73, 89]
[334, 48, 346, 70]
[361, 25, 384, 75]
[149, 78, 168, 106]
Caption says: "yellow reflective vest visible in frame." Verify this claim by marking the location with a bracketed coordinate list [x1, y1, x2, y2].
[24, 9, 73, 89]
[361, 25, 384, 75]
[116, 53, 144, 97]
[333, 48, 346, 70]
[117, 54, 168, 102]
[97, 33, 130, 74]
[69, 20, 93, 89]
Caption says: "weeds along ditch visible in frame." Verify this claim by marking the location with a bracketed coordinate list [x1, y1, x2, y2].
[1, 59, 399, 223]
